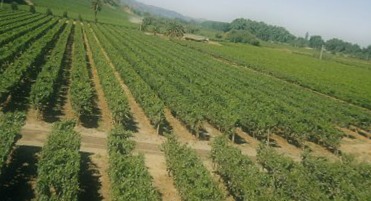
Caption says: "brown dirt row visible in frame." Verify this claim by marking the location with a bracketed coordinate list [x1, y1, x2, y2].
[339, 128, 371, 163]
[164, 108, 195, 141]
[270, 134, 302, 161]
[143, 154, 182, 201]
[82, 27, 112, 131]
[61, 36, 76, 121]
[79, 25, 111, 200]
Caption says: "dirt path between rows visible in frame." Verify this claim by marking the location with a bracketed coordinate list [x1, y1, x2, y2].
[83, 28, 112, 131]
[339, 128, 371, 163]
[164, 108, 195, 141]
[270, 134, 302, 161]
[80, 26, 113, 200]
[143, 153, 181, 201]
[61, 30, 76, 121]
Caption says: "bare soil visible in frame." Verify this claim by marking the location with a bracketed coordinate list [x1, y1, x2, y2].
[234, 128, 260, 157]
[305, 142, 339, 161]
[164, 108, 195, 141]
[270, 134, 302, 161]
[202, 121, 223, 139]
[143, 154, 181, 201]
[61, 41, 75, 121]
[80, 152, 110, 201]
[339, 128, 371, 163]
[61, 80, 75, 120]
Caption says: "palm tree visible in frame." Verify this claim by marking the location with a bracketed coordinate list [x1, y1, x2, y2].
[91, 0, 102, 23]
[165, 22, 185, 38]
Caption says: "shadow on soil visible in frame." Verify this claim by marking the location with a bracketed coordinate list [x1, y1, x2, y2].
[80, 112, 100, 129]
[79, 152, 103, 201]
[42, 25, 74, 124]
[0, 145, 41, 201]
[229, 133, 247, 145]
[123, 114, 138, 133]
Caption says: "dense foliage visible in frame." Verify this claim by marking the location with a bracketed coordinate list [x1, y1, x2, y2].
[0, 19, 63, 102]
[0, 12, 42, 34]
[211, 136, 276, 200]
[212, 136, 371, 200]
[35, 120, 81, 200]
[229, 18, 296, 43]
[0, 16, 54, 70]
[0, 14, 50, 47]
[30, 22, 72, 111]
[302, 153, 371, 200]
[325, 38, 371, 59]
[257, 145, 329, 200]
[225, 29, 260, 46]
[70, 23, 94, 118]
[200, 20, 230, 32]
[309, 35, 325, 49]
[177, 40, 371, 111]
[0, 112, 25, 176]
[108, 126, 160, 201]
[162, 135, 225, 201]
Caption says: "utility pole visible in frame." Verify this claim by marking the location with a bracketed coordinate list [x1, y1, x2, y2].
[1, 0, 4, 9]
[319, 45, 325, 60]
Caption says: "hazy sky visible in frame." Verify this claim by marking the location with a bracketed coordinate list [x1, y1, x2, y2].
[137, 0, 371, 47]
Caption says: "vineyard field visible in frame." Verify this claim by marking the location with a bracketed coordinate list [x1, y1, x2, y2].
[176, 41, 371, 109]
[0, 4, 370, 201]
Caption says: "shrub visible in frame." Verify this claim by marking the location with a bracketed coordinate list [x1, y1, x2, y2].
[29, 5, 36, 13]
[226, 29, 260, 46]
[46, 8, 53, 16]
[11, 2, 18, 11]
[63, 11, 68, 18]
[78, 14, 83, 21]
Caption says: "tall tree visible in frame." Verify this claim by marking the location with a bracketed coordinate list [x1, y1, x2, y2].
[229, 18, 295, 43]
[309, 35, 324, 49]
[366, 45, 371, 60]
[91, 0, 102, 23]
[165, 22, 185, 38]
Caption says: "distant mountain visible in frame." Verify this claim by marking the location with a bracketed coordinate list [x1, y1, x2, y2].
[120, 0, 192, 21]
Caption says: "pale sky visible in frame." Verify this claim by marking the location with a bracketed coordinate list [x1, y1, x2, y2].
[137, 0, 371, 47]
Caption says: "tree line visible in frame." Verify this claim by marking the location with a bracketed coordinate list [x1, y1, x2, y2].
[203, 18, 371, 60]
[131, 5, 371, 60]
[301, 35, 371, 60]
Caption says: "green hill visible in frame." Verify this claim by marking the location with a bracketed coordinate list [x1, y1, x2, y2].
[2, 0, 131, 25]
